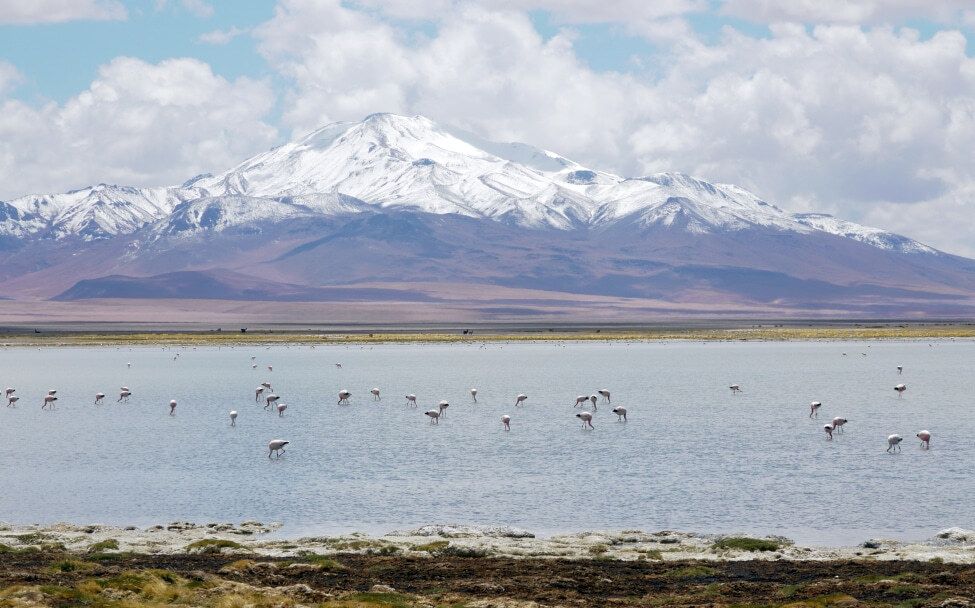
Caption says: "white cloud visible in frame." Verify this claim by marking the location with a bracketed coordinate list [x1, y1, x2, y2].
[254, 0, 975, 256]
[0, 57, 278, 198]
[0, 61, 21, 96]
[154, 0, 214, 18]
[180, 0, 214, 18]
[0, 0, 126, 24]
[198, 26, 247, 45]
[353, 0, 704, 22]
[721, 0, 975, 25]
[351, 0, 703, 42]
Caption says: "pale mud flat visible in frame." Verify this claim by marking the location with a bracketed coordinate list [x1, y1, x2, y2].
[2, 522, 974, 563]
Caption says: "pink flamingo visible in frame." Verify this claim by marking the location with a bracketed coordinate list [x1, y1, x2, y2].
[576, 411, 594, 429]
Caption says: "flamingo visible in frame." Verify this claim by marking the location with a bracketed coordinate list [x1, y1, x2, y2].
[268, 439, 289, 458]
[338, 390, 351, 405]
[169, 400, 177, 415]
[832, 417, 848, 433]
[470, 388, 477, 403]
[371, 388, 381, 401]
[576, 411, 594, 429]
[425, 409, 440, 424]
[501, 414, 511, 430]
[515, 394, 527, 407]
[42, 394, 57, 409]
[268, 365, 273, 372]
[894, 384, 907, 397]
[47, 389, 57, 396]
[334, 363, 342, 369]
[897, 365, 903, 374]
[590, 395, 598, 411]
[277, 403, 288, 417]
[809, 401, 822, 418]
[729, 384, 741, 394]
[438, 400, 449, 416]
[5, 387, 15, 398]
[597, 389, 611, 403]
[824, 424, 834, 440]
[7, 395, 18, 407]
[261, 381, 272, 390]
[118, 389, 131, 403]
[574, 395, 589, 407]
[94, 393, 105, 404]
[230, 410, 238, 426]
[127, 362, 131, 368]
[917, 430, 931, 449]
[405, 394, 418, 407]
[612, 406, 627, 421]
[887, 434, 904, 452]
[265, 394, 280, 410]
[255, 387, 265, 401]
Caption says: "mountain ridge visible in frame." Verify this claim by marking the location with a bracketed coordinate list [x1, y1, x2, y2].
[0, 112, 971, 317]
[0, 112, 938, 254]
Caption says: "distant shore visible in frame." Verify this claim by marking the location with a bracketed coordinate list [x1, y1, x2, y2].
[1, 522, 974, 607]
[2, 322, 975, 346]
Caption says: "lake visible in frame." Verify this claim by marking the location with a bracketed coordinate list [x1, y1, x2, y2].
[0, 340, 970, 545]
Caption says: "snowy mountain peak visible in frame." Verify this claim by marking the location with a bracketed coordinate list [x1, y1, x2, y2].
[0, 113, 939, 256]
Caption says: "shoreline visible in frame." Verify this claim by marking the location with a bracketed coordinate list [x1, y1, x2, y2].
[3, 522, 973, 564]
[3, 322, 975, 346]
[3, 523, 975, 606]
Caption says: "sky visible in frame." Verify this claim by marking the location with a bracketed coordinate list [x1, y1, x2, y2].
[1, 0, 975, 255]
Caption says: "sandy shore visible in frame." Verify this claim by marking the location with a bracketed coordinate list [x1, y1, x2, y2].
[2, 522, 974, 564]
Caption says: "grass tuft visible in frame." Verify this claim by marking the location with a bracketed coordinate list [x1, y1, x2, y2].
[87, 538, 119, 553]
[412, 540, 450, 554]
[185, 538, 245, 553]
[712, 537, 785, 552]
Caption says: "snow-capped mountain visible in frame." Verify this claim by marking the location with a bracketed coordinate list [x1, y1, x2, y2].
[0, 112, 934, 252]
[0, 113, 972, 315]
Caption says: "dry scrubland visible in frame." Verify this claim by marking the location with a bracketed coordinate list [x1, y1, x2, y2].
[3, 324, 975, 347]
[2, 545, 975, 608]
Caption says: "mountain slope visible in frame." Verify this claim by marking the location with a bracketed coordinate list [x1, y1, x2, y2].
[0, 113, 972, 317]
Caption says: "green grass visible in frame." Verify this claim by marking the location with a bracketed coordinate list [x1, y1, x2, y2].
[664, 565, 720, 579]
[296, 554, 347, 570]
[342, 592, 413, 608]
[327, 538, 401, 554]
[412, 540, 450, 554]
[50, 559, 97, 573]
[87, 538, 119, 553]
[780, 593, 861, 608]
[12, 532, 53, 545]
[712, 537, 785, 552]
[184, 538, 245, 553]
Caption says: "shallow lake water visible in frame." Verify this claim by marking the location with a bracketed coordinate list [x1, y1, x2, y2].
[0, 340, 971, 545]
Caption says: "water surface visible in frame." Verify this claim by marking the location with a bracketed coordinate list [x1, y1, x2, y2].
[0, 340, 970, 545]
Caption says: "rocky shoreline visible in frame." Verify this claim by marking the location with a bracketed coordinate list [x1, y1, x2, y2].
[3, 522, 974, 563]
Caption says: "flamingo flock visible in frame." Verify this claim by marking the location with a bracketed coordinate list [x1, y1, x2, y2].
[1, 351, 937, 461]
